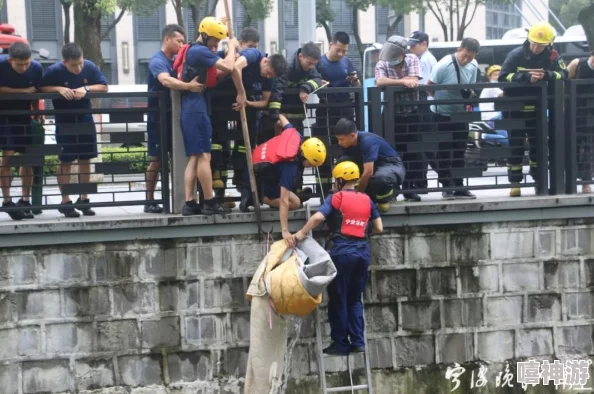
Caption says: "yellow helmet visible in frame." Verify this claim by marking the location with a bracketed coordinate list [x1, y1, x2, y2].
[198, 17, 227, 40]
[301, 137, 326, 167]
[528, 21, 555, 45]
[486, 64, 501, 76]
[333, 161, 360, 181]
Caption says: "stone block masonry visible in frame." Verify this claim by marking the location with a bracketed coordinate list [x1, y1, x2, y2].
[3, 221, 594, 393]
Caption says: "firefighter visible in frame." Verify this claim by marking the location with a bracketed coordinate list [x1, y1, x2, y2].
[292, 161, 383, 355]
[212, 48, 286, 208]
[334, 118, 406, 213]
[276, 42, 324, 198]
[240, 114, 326, 246]
[178, 16, 238, 215]
[498, 21, 568, 197]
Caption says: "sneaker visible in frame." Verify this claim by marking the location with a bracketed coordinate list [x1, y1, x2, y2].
[16, 199, 34, 219]
[202, 198, 231, 215]
[323, 343, 349, 356]
[58, 201, 80, 218]
[144, 203, 163, 214]
[182, 200, 202, 216]
[239, 188, 253, 213]
[75, 198, 95, 216]
[350, 346, 365, 353]
[453, 190, 477, 200]
[403, 192, 421, 202]
[3, 201, 26, 221]
[442, 191, 456, 200]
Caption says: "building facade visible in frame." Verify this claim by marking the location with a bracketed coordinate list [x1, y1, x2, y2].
[3, 0, 550, 85]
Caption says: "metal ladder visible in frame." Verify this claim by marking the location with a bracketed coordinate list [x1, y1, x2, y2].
[304, 205, 374, 394]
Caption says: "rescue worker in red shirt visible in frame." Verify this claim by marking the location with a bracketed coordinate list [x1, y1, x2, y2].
[241, 114, 327, 246]
[293, 161, 383, 355]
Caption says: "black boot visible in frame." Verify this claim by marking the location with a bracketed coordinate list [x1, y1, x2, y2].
[239, 188, 253, 213]
[182, 200, 201, 216]
[202, 198, 231, 215]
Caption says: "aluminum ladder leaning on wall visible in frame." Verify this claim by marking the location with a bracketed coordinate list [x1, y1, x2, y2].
[304, 204, 374, 394]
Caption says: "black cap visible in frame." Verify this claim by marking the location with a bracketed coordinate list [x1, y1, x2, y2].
[408, 31, 429, 46]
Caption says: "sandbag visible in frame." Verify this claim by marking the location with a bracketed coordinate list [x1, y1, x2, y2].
[263, 237, 337, 317]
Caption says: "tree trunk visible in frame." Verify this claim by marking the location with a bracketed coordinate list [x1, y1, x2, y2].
[190, 0, 202, 41]
[352, 6, 364, 64]
[60, 0, 72, 44]
[449, 0, 454, 41]
[321, 20, 332, 43]
[208, 0, 219, 16]
[172, 0, 184, 28]
[74, 1, 104, 69]
[386, 14, 403, 38]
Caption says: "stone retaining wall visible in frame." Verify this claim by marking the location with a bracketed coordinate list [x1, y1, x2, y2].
[1, 218, 594, 393]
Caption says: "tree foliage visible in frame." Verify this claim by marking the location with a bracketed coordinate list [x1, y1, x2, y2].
[345, 0, 373, 62]
[169, 0, 219, 39]
[316, 0, 335, 43]
[550, 0, 591, 28]
[375, 0, 419, 39]
[239, 0, 274, 28]
[60, 0, 164, 69]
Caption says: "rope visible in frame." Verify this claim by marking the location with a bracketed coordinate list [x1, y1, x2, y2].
[302, 81, 330, 203]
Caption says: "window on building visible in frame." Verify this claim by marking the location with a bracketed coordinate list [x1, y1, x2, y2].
[486, 0, 522, 39]
[136, 9, 163, 41]
[331, 0, 362, 71]
[134, 6, 165, 83]
[29, 0, 59, 41]
[0, 1, 7, 23]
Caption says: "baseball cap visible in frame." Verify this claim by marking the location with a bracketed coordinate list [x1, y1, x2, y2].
[408, 31, 429, 46]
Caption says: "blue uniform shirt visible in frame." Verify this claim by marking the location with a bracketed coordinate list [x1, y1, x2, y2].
[147, 50, 175, 109]
[341, 132, 399, 165]
[40, 60, 108, 124]
[181, 44, 220, 113]
[317, 54, 356, 102]
[218, 48, 272, 92]
[0, 56, 43, 111]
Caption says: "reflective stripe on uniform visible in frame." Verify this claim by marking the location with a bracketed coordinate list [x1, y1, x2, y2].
[506, 73, 515, 82]
[375, 189, 394, 200]
[268, 101, 281, 109]
[212, 144, 222, 151]
[529, 160, 537, 167]
[507, 164, 523, 171]
[306, 80, 319, 90]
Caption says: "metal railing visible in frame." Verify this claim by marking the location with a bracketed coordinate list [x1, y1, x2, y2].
[0, 79, 593, 219]
[0, 92, 170, 216]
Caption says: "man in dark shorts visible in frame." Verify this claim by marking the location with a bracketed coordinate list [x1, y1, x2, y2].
[179, 17, 238, 216]
[144, 24, 204, 214]
[0, 42, 43, 220]
[40, 43, 109, 218]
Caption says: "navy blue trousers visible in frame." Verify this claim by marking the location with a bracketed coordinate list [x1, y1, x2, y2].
[327, 249, 370, 352]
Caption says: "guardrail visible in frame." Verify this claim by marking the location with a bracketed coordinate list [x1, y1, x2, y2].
[0, 79, 592, 219]
[0, 92, 170, 216]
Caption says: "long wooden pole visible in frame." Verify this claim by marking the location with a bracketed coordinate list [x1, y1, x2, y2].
[222, 0, 263, 233]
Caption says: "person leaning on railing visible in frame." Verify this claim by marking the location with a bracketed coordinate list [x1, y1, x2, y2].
[567, 51, 594, 194]
[40, 43, 109, 218]
[143, 24, 205, 215]
[375, 35, 423, 203]
[0, 42, 43, 221]
[498, 21, 568, 197]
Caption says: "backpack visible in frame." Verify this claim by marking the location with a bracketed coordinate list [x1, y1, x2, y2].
[172, 42, 218, 88]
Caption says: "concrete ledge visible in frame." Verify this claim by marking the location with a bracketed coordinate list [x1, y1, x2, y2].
[1, 195, 593, 248]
